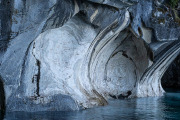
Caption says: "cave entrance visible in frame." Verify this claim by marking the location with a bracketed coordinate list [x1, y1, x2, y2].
[161, 54, 180, 92]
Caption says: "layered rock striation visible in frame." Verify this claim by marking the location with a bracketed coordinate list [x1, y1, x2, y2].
[0, 0, 180, 111]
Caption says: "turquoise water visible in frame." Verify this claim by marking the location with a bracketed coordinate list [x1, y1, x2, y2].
[3, 92, 180, 120]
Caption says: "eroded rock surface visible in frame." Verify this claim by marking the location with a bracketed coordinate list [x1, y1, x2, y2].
[0, 0, 180, 112]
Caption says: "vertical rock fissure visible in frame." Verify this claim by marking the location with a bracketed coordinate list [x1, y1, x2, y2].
[0, 76, 5, 116]
[35, 59, 41, 97]
[32, 42, 41, 97]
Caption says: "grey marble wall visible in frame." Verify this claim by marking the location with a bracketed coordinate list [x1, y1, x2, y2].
[0, 0, 180, 112]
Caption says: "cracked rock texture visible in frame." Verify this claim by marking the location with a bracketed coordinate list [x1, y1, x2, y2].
[0, 0, 180, 111]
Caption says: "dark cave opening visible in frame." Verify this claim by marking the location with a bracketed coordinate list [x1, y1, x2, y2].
[161, 54, 180, 92]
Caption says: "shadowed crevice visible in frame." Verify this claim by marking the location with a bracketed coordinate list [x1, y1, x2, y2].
[161, 54, 180, 92]
[0, 76, 5, 119]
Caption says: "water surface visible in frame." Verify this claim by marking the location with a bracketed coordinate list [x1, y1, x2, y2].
[3, 92, 180, 120]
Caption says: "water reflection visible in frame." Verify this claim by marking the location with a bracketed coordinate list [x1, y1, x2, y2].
[3, 92, 180, 120]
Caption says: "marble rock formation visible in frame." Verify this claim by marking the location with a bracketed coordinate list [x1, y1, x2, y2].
[0, 0, 180, 111]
